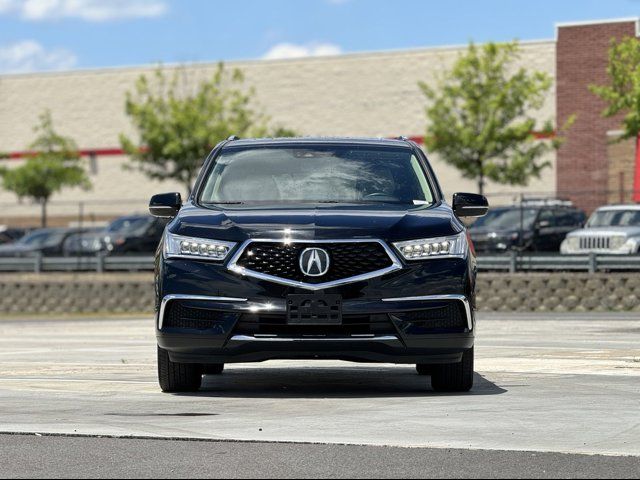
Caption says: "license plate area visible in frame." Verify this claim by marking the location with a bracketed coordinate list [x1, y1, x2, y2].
[287, 294, 342, 325]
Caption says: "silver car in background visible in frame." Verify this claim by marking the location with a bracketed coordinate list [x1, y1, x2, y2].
[560, 205, 640, 255]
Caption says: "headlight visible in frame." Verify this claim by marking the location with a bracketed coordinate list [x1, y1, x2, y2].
[564, 237, 580, 250]
[164, 232, 236, 261]
[610, 236, 626, 250]
[393, 232, 467, 260]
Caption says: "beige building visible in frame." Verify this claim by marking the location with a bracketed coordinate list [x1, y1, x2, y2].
[0, 38, 558, 226]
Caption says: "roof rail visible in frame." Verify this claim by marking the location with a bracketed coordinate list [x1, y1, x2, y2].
[520, 197, 574, 207]
[227, 135, 240, 141]
[395, 136, 409, 141]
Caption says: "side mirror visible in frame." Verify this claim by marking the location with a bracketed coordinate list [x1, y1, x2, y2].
[538, 220, 551, 229]
[149, 192, 182, 218]
[452, 192, 489, 218]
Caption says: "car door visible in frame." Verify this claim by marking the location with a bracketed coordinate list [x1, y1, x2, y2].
[533, 209, 559, 251]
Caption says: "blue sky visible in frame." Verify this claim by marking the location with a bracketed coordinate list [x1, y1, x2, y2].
[0, 0, 639, 73]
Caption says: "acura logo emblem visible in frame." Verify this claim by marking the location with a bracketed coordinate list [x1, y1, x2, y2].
[299, 248, 330, 277]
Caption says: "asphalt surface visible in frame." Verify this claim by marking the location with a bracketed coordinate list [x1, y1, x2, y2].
[0, 312, 639, 478]
[2, 434, 640, 479]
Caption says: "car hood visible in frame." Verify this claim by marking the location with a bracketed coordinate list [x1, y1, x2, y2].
[0, 244, 37, 257]
[566, 227, 640, 238]
[469, 227, 520, 237]
[170, 202, 462, 242]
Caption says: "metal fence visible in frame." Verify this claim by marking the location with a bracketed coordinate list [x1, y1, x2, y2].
[2, 253, 640, 274]
[0, 255, 154, 273]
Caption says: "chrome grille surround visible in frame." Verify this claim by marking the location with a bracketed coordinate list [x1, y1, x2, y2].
[227, 238, 403, 291]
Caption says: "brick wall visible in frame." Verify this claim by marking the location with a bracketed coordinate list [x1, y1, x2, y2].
[556, 20, 639, 213]
[606, 131, 637, 204]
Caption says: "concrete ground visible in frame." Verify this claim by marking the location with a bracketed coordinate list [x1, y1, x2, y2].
[0, 312, 639, 478]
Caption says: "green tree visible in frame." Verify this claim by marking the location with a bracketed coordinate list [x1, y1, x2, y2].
[420, 42, 569, 195]
[0, 111, 91, 227]
[590, 37, 640, 140]
[121, 63, 294, 195]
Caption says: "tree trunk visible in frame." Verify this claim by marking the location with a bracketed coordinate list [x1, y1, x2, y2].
[478, 171, 485, 196]
[41, 199, 47, 228]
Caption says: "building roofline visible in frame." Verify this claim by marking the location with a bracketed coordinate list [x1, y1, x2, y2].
[0, 38, 555, 80]
[555, 17, 640, 40]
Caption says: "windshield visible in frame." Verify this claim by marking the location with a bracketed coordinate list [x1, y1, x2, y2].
[587, 210, 640, 228]
[471, 208, 539, 230]
[19, 230, 65, 247]
[199, 146, 435, 205]
[107, 217, 152, 233]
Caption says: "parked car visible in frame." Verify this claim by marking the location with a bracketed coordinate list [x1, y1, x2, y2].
[560, 204, 640, 255]
[63, 215, 168, 256]
[469, 200, 586, 253]
[0, 227, 28, 245]
[0, 228, 89, 258]
[149, 136, 489, 393]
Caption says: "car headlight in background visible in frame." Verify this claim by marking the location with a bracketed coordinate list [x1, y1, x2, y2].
[610, 236, 626, 250]
[164, 232, 236, 261]
[564, 237, 580, 250]
[393, 232, 467, 260]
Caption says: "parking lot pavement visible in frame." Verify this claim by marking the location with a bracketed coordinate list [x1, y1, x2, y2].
[0, 312, 638, 461]
[2, 435, 640, 479]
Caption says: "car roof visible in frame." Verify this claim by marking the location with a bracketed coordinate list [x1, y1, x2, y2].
[596, 204, 640, 211]
[222, 137, 416, 149]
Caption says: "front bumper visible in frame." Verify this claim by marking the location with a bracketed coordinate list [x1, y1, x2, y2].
[156, 257, 475, 365]
[156, 294, 474, 365]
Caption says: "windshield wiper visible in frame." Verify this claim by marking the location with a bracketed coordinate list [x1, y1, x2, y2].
[204, 201, 245, 205]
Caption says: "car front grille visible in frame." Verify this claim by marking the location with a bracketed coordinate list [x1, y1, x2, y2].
[234, 313, 396, 337]
[579, 236, 612, 250]
[234, 242, 394, 284]
[163, 301, 240, 331]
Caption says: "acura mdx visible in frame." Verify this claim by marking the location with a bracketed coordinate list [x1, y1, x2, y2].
[150, 137, 488, 393]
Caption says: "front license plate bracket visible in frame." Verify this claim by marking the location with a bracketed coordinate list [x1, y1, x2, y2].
[286, 294, 342, 325]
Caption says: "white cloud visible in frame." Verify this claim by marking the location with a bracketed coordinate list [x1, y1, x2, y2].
[263, 42, 343, 60]
[0, 0, 168, 22]
[0, 40, 77, 73]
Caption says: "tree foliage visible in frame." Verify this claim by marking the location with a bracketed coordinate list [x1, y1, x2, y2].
[590, 37, 640, 140]
[0, 111, 90, 227]
[120, 63, 294, 194]
[420, 42, 568, 195]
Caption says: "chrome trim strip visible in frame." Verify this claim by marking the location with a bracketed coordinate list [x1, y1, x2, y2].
[381, 294, 474, 331]
[226, 238, 403, 291]
[158, 294, 247, 330]
[229, 335, 399, 343]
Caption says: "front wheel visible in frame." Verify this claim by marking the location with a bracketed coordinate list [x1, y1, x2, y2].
[157, 346, 203, 393]
[430, 347, 474, 392]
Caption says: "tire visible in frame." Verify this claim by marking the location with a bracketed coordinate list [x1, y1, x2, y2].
[416, 364, 433, 376]
[203, 364, 225, 375]
[430, 347, 474, 392]
[157, 345, 203, 393]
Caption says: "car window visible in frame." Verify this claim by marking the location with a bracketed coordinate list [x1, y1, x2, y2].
[108, 217, 153, 234]
[200, 146, 435, 205]
[537, 209, 556, 227]
[19, 231, 52, 247]
[555, 210, 581, 227]
[472, 208, 539, 230]
[587, 210, 640, 227]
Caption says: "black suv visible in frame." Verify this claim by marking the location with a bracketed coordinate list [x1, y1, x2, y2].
[150, 138, 488, 393]
[469, 201, 586, 253]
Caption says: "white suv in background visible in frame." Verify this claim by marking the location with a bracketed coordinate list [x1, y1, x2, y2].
[561, 205, 640, 255]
